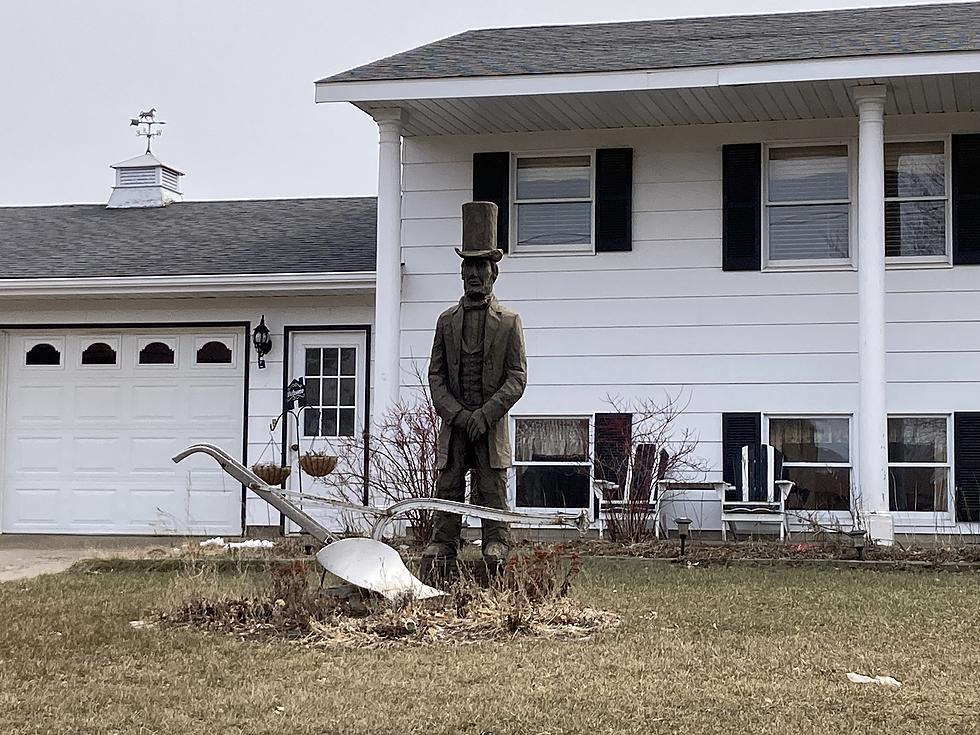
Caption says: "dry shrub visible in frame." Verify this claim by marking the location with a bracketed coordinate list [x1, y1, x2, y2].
[157, 545, 618, 647]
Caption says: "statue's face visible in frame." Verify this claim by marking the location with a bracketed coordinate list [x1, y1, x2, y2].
[461, 258, 495, 298]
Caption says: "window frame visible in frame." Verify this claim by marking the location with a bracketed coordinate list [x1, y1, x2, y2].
[883, 135, 952, 267]
[300, 345, 359, 439]
[511, 414, 594, 514]
[887, 413, 954, 517]
[510, 150, 596, 256]
[22, 337, 65, 369]
[193, 335, 238, 369]
[763, 413, 853, 513]
[762, 140, 856, 272]
[136, 337, 178, 368]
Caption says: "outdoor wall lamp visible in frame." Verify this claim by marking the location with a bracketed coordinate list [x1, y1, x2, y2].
[676, 517, 693, 556]
[848, 528, 867, 560]
[252, 315, 272, 369]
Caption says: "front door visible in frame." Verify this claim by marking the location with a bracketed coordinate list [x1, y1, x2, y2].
[285, 330, 367, 532]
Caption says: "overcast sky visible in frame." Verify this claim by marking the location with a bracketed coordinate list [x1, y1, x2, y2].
[0, 0, 963, 206]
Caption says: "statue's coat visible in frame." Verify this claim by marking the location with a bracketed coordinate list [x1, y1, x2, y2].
[428, 295, 527, 469]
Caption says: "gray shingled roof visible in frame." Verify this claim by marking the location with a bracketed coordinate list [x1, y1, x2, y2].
[320, 2, 980, 84]
[0, 197, 376, 279]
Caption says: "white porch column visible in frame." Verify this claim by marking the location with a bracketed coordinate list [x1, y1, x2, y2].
[371, 108, 405, 428]
[853, 85, 893, 545]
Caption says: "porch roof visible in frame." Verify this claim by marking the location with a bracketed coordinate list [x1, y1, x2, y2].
[316, 3, 980, 136]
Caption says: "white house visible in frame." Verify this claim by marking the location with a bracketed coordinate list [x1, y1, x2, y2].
[315, 2, 980, 543]
[0, 150, 377, 536]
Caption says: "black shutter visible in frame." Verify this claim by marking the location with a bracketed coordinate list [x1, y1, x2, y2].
[595, 148, 633, 252]
[954, 412, 980, 522]
[473, 152, 510, 253]
[722, 143, 762, 271]
[722, 413, 761, 500]
[952, 134, 980, 265]
[594, 413, 632, 496]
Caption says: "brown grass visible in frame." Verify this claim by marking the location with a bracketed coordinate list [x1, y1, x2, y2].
[0, 558, 977, 734]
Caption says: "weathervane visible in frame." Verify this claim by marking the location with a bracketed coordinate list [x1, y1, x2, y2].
[130, 108, 166, 154]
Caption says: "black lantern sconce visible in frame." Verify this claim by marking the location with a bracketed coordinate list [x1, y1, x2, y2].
[675, 517, 693, 556]
[252, 315, 272, 369]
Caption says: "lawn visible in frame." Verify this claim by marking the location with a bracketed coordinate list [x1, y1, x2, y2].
[0, 559, 977, 735]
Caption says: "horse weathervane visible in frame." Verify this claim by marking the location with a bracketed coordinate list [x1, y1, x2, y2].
[130, 108, 166, 154]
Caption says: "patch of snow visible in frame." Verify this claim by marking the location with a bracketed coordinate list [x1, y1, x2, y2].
[199, 537, 226, 547]
[846, 672, 902, 687]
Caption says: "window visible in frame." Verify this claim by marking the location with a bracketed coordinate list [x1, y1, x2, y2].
[138, 341, 175, 365]
[513, 154, 593, 253]
[768, 417, 851, 511]
[885, 141, 948, 258]
[888, 416, 949, 512]
[302, 346, 357, 438]
[25, 342, 61, 366]
[765, 145, 850, 263]
[514, 417, 591, 508]
[196, 340, 233, 364]
[81, 342, 117, 365]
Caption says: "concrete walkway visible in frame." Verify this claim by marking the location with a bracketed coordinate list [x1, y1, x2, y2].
[0, 535, 195, 582]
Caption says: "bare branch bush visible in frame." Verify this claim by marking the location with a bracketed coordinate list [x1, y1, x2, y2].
[594, 392, 708, 543]
[319, 361, 440, 546]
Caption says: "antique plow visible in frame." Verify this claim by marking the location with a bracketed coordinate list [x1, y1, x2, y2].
[173, 443, 590, 600]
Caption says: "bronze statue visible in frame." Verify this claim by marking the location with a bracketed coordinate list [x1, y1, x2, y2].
[424, 201, 528, 564]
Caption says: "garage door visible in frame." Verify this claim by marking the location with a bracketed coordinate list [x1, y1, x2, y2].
[1, 329, 245, 535]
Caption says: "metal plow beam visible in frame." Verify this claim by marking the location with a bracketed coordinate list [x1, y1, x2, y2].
[173, 443, 591, 601]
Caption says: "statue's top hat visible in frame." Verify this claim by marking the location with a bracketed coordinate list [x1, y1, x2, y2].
[455, 201, 503, 262]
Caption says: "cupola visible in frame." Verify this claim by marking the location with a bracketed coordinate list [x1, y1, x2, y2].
[107, 108, 183, 209]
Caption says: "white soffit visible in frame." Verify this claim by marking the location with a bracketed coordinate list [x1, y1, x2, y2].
[316, 52, 980, 135]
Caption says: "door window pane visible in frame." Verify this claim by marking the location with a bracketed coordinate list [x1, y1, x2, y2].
[301, 344, 357, 438]
[25, 343, 61, 366]
[81, 342, 117, 366]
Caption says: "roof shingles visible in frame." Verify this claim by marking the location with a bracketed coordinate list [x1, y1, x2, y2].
[320, 3, 980, 84]
[0, 197, 376, 279]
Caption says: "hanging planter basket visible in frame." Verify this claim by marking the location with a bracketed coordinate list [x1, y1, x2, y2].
[300, 452, 338, 478]
[251, 463, 291, 486]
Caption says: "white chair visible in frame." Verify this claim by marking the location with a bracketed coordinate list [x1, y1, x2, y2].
[592, 444, 666, 538]
[720, 443, 794, 541]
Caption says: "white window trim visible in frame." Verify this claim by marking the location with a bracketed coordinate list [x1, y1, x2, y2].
[883, 135, 952, 268]
[762, 140, 857, 272]
[78, 336, 121, 370]
[22, 336, 65, 370]
[509, 150, 596, 257]
[511, 414, 594, 514]
[763, 413, 854, 514]
[887, 413, 954, 519]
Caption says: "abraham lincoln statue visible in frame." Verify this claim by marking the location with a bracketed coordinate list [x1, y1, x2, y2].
[423, 201, 527, 565]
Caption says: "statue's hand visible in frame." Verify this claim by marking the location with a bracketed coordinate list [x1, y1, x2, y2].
[466, 408, 490, 440]
[453, 409, 473, 429]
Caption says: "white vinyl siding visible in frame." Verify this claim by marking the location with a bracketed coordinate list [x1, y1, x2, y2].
[399, 114, 980, 534]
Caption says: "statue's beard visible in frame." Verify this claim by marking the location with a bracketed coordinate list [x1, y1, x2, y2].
[464, 282, 492, 299]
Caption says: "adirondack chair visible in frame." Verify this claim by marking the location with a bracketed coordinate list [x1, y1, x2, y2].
[721, 443, 794, 540]
[593, 444, 669, 538]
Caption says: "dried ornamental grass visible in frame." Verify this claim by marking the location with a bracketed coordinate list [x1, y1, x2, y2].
[158, 546, 619, 647]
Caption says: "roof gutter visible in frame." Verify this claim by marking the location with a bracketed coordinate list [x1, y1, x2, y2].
[0, 271, 377, 299]
[315, 50, 980, 103]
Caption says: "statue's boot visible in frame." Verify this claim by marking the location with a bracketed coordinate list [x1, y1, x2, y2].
[419, 541, 458, 585]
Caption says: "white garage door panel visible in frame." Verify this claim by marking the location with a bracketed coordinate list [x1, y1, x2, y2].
[2, 330, 245, 534]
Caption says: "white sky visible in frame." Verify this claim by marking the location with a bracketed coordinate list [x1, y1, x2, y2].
[0, 0, 964, 205]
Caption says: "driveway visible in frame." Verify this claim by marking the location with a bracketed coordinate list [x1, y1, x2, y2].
[0, 535, 192, 582]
